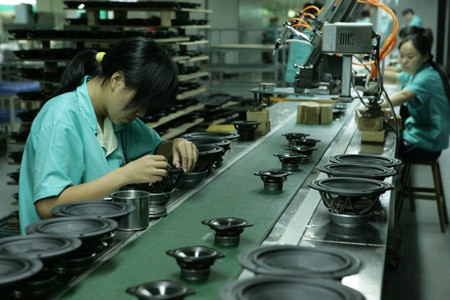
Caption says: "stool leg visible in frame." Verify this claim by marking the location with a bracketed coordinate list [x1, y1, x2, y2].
[436, 164, 449, 224]
[433, 164, 447, 232]
[396, 163, 411, 221]
[408, 164, 416, 211]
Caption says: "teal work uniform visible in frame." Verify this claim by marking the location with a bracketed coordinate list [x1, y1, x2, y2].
[409, 15, 423, 28]
[398, 64, 450, 151]
[18, 76, 163, 234]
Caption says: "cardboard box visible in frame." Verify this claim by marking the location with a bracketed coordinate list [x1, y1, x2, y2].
[361, 129, 385, 143]
[255, 121, 271, 136]
[355, 109, 384, 131]
[247, 108, 270, 136]
[320, 104, 333, 124]
[247, 108, 269, 123]
[297, 103, 320, 124]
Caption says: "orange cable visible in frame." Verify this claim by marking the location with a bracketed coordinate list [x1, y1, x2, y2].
[292, 23, 313, 31]
[302, 5, 320, 14]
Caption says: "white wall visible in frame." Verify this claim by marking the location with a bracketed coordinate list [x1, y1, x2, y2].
[206, 0, 240, 64]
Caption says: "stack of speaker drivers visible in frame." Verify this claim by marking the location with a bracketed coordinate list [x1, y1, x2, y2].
[177, 144, 224, 189]
[311, 154, 400, 227]
[328, 154, 402, 169]
[148, 190, 174, 219]
[25, 217, 118, 277]
[221, 245, 365, 300]
[309, 176, 393, 227]
[182, 135, 232, 168]
[177, 132, 239, 189]
[178, 144, 225, 189]
[0, 235, 82, 299]
[318, 163, 397, 181]
[51, 201, 135, 222]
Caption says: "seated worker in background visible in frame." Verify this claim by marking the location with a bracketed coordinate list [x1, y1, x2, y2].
[19, 37, 198, 234]
[382, 33, 450, 163]
[402, 8, 423, 28]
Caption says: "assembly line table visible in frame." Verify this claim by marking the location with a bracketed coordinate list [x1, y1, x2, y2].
[57, 99, 395, 300]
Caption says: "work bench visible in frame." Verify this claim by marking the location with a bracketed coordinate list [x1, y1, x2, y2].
[57, 99, 396, 300]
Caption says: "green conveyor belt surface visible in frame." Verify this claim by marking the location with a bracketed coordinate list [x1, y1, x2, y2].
[61, 103, 356, 300]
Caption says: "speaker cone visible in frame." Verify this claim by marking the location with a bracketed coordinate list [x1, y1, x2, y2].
[25, 217, 118, 243]
[177, 170, 208, 189]
[0, 234, 82, 264]
[183, 136, 232, 151]
[51, 200, 135, 221]
[0, 255, 43, 287]
[193, 145, 225, 172]
[318, 163, 396, 180]
[201, 217, 253, 246]
[166, 246, 225, 281]
[329, 154, 401, 168]
[309, 177, 393, 198]
[238, 245, 361, 280]
[221, 276, 365, 300]
[182, 131, 240, 141]
[126, 280, 195, 300]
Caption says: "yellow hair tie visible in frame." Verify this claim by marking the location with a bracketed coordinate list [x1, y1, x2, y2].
[96, 52, 106, 64]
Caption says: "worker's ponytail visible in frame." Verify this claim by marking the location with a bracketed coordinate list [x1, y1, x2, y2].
[52, 50, 102, 97]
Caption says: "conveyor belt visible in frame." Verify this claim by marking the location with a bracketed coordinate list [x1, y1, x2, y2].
[60, 101, 360, 300]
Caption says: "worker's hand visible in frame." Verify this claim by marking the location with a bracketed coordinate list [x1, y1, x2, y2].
[123, 155, 170, 184]
[171, 138, 198, 173]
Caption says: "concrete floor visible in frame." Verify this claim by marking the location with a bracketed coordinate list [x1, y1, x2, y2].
[382, 200, 450, 300]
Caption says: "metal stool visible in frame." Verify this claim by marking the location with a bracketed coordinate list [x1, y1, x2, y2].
[396, 160, 449, 232]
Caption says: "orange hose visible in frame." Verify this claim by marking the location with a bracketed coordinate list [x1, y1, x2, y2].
[301, 12, 316, 19]
[292, 23, 313, 31]
[302, 5, 320, 14]
[352, 0, 398, 78]
[288, 17, 313, 31]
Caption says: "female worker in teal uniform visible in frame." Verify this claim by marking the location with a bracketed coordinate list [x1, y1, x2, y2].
[383, 33, 450, 162]
[19, 37, 198, 233]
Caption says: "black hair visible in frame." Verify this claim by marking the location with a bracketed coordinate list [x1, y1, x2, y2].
[402, 8, 414, 16]
[399, 26, 433, 47]
[400, 33, 450, 102]
[53, 37, 179, 114]
[399, 26, 424, 39]
[302, 1, 323, 10]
